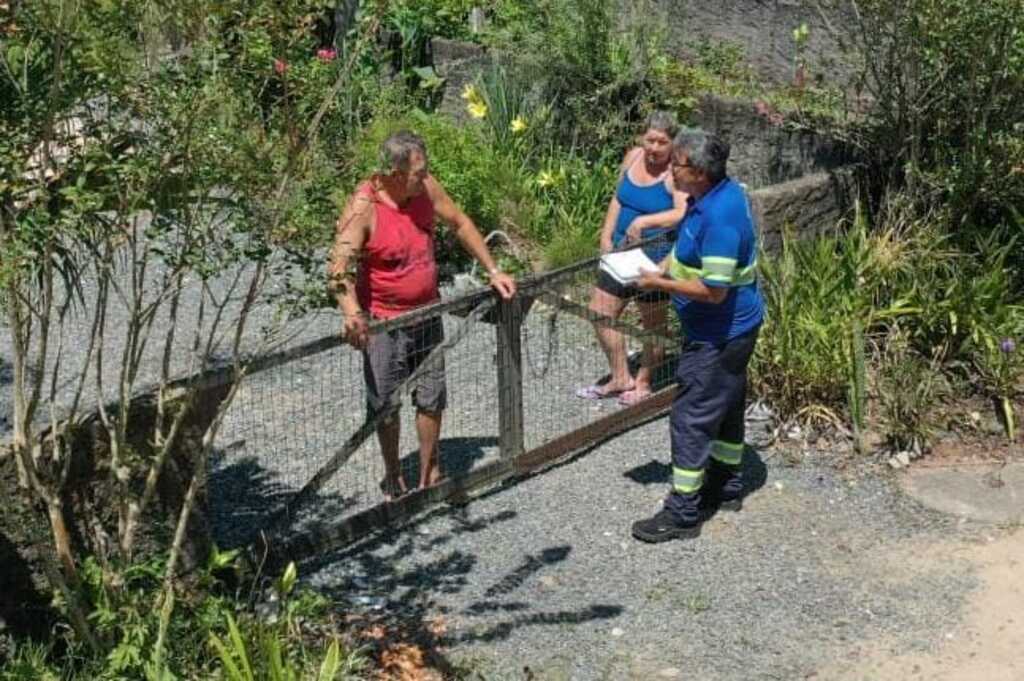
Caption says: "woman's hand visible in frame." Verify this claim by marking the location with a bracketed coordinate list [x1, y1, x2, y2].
[625, 218, 649, 242]
[600, 236, 614, 254]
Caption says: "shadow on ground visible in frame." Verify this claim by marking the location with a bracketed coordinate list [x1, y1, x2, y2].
[398, 435, 497, 488]
[622, 446, 769, 514]
[0, 530, 57, 649]
[207, 448, 359, 548]
[304, 506, 622, 677]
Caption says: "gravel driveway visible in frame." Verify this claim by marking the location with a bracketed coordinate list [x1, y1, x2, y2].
[303, 418, 984, 681]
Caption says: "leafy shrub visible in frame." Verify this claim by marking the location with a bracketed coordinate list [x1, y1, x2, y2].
[876, 326, 947, 453]
[839, 0, 1024, 232]
[752, 206, 921, 418]
[534, 155, 618, 268]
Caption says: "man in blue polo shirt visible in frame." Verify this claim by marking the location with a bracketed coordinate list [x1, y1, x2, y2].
[631, 128, 764, 543]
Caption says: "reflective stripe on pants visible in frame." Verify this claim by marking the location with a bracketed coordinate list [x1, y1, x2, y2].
[664, 328, 758, 523]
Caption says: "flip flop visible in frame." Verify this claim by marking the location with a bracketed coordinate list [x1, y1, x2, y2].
[575, 383, 634, 400]
[617, 388, 652, 406]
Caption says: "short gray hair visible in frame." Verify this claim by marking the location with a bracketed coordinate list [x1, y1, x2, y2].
[380, 130, 427, 172]
[673, 128, 730, 183]
[644, 110, 679, 139]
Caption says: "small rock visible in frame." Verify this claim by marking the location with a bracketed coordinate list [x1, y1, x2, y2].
[353, 595, 387, 611]
[538, 575, 558, 589]
[896, 451, 911, 467]
[611, 627, 625, 637]
[888, 456, 904, 470]
[657, 668, 681, 679]
[603, 531, 613, 537]
[774, 481, 784, 491]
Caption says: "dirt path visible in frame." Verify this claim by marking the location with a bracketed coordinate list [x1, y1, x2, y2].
[818, 528, 1023, 681]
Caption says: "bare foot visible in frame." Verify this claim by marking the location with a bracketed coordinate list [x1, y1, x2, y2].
[379, 476, 408, 502]
[418, 467, 445, 490]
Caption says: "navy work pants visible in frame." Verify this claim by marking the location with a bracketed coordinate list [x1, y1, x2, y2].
[665, 328, 759, 523]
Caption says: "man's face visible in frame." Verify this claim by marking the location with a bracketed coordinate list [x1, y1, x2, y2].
[670, 149, 704, 193]
[394, 150, 429, 196]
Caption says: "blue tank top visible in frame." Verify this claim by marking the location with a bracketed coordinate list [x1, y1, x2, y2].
[612, 166, 676, 262]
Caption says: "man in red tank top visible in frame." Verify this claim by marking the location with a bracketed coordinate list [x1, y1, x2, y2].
[328, 131, 516, 500]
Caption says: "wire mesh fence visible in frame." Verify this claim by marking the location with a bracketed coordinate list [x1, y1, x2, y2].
[181, 251, 683, 557]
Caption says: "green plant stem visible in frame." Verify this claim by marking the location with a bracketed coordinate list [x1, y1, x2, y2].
[1000, 396, 1016, 441]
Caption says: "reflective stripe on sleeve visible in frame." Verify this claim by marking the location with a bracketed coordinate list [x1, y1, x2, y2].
[669, 253, 758, 286]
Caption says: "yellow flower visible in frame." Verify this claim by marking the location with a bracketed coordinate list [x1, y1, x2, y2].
[536, 170, 555, 188]
[461, 83, 479, 102]
[467, 101, 488, 119]
[510, 116, 527, 134]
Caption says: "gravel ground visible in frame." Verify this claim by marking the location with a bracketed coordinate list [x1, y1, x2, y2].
[3, 262, 995, 679]
[302, 419, 983, 681]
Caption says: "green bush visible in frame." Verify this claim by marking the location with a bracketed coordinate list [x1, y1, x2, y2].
[840, 0, 1024, 232]
[752, 206, 922, 419]
[876, 325, 947, 452]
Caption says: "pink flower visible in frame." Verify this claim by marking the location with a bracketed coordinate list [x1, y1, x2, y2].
[273, 58, 288, 75]
[316, 48, 337, 63]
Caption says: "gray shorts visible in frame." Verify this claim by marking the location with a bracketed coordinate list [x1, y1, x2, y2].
[362, 316, 447, 419]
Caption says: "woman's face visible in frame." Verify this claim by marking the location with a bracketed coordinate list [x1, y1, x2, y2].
[641, 128, 673, 166]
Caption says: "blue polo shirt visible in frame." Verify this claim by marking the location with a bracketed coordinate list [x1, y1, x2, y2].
[669, 177, 764, 343]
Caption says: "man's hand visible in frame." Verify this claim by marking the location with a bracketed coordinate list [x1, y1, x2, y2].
[636, 267, 665, 291]
[488, 271, 517, 300]
[342, 312, 369, 350]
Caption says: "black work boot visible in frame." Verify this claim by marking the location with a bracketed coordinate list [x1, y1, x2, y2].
[704, 464, 744, 512]
[631, 508, 701, 543]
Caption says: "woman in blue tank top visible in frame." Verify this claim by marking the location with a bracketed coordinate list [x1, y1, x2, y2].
[576, 112, 689, 405]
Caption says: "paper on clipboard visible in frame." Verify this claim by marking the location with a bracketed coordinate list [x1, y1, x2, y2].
[599, 248, 658, 285]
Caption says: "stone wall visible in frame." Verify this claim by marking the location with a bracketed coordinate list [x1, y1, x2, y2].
[690, 95, 850, 189]
[750, 169, 857, 254]
[655, 0, 853, 86]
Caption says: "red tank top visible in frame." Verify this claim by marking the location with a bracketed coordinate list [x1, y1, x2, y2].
[355, 181, 439, 319]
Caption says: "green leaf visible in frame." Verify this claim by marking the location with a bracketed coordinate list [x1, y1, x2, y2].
[317, 640, 342, 681]
[209, 545, 241, 571]
[277, 561, 298, 597]
[210, 633, 245, 681]
[227, 614, 255, 681]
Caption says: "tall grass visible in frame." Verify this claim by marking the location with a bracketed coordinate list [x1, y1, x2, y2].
[755, 197, 1024, 445]
[752, 203, 922, 420]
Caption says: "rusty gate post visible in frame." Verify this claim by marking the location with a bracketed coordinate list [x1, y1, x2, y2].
[495, 296, 524, 460]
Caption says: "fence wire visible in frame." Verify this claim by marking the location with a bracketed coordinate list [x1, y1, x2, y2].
[206, 252, 683, 550]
